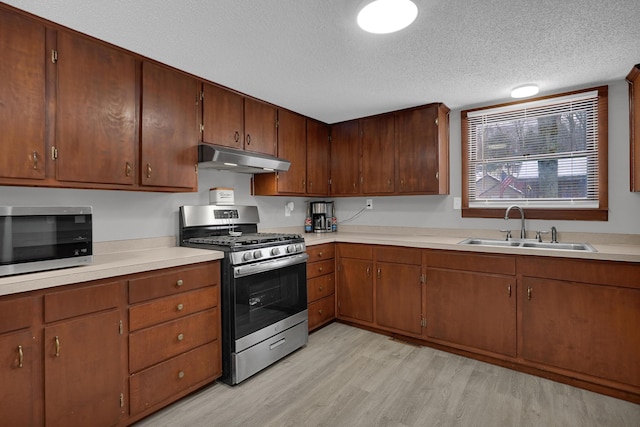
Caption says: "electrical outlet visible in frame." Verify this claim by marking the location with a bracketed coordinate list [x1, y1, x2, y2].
[366, 199, 373, 210]
[453, 197, 461, 210]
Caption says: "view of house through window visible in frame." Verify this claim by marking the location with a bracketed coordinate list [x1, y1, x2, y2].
[462, 86, 608, 219]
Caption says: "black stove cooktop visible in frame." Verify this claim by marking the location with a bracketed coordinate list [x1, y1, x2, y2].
[186, 232, 303, 249]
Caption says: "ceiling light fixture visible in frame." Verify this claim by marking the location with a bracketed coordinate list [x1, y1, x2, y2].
[357, 0, 418, 34]
[511, 84, 539, 98]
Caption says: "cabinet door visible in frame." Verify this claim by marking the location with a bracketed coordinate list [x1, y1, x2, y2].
[375, 261, 422, 336]
[330, 120, 360, 195]
[306, 119, 330, 195]
[275, 109, 306, 193]
[202, 83, 244, 149]
[426, 269, 516, 357]
[56, 31, 136, 185]
[361, 115, 395, 194]
[628, 65, 640, 192]
[0, 330, 35, 427]
[521, 277, 640, 388]
[337, 258, 373, 323]
[0, 9, 46, 181]
[141, 61, 198, 189]
[244, 98, 277, 156]
[44, 309, 124, 427]
[396, 105, 439, 194]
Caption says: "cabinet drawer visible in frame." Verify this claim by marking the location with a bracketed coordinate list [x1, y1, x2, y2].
[129, 286, 218, 332]
[129, 262, 219, 304]
[306, 244, 335, 262]
[338, 243, 372, 260]
[44, 281, 122, 323]
[307, 259, 334, 279]
[309, 294, 335, 330]
[307, 273, 335, 302]
[129, 308, 218, 372]
[130, 341, 220, 415]
[0, 296, 33, 334]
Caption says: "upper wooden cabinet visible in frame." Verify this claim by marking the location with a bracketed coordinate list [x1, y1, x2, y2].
[361, 115, 395, 194]
[627, 64, 640, 192]
[202, 83, 277, 156]
[395, 103, 449, 195]
[141, 61, 199, 190]
[55, 30, 137, 185]
[306, 119, 330, 196]
[253, 109, 307, 195]
[330, 120, 361, 195]
[329, 103, 450, 197]
[0, 8, 46, 181]
[201, 83, 244, 149]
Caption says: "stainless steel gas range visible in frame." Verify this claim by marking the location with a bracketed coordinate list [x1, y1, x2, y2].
[179, 205, 308, 385]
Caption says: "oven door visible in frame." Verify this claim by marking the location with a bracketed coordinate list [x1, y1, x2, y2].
[232, 253, 308, 347]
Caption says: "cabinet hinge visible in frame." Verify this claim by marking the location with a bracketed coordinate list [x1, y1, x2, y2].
[435, 117, 439, 126]
[328, 135, 332, 142]
[421, 317, 427, 327]
[119, 320, 123, 335]
[51, 146, 58, 160]
[195, 163, 199, 174]
[275, 119, 279, 128]
[120, 393, 124, 408]
[200, 90, 205, 101]
[200, 123, 204, 133]
[51, 49, 58, 63]
[420, 273, 426, 283]
[337, 263, 341, 272]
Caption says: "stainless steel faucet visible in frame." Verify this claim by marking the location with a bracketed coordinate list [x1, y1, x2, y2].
[504, 205, 526, 239]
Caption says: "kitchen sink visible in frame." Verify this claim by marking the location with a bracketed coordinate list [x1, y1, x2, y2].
[458, 238, 596, 252]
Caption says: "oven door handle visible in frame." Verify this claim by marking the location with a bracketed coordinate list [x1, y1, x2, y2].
[234, 253, 309, 278]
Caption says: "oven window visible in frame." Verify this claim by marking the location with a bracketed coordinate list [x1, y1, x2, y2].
[234, 262, 307, 339]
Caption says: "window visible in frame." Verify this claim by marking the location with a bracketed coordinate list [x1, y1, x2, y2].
[461, 86, 608, 221]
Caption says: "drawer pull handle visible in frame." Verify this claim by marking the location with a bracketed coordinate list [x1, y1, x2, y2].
[18, 345, 24, 368]
[176, 279, 184, 287]
[269, 338, 286, 350]
[319, 286, 323, 292]
[54, 336, 60, 357]
[177, 333, 184, 342]
[318, 267, 323, 272]
[177, 303, 184, 311]
[318, 252, 323, 257]
[508, 285, 512, 297]
[319, 309, 323, 315]
[527, 287, 532, 300]
[178, 370, 185, 379]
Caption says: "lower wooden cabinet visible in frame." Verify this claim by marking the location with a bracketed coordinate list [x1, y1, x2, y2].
[336, 247, 374, 324]
[0, 260, 221, 427]
[306, 244, 336, 331]
[425, 251, 516, 357]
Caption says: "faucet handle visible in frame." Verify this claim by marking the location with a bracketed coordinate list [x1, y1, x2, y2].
[499, 229, 512, 241]
[535, 230, 549, 242]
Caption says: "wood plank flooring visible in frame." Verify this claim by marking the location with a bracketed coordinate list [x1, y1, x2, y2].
[133, 323, 640, 427]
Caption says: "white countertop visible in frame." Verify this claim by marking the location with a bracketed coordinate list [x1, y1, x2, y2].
[302, 231, 640, 263]
[2, 230, 638, 298]
[0, 246, 223, 297]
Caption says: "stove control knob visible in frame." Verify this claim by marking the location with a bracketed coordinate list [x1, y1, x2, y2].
[253, 250, 263, 259]
[271, 247, 281, 256]
[242, 252, 253, 261]
[295, 244, 303, 252]
[286, 244, 296, 253]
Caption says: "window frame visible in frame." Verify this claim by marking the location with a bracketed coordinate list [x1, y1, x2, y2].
[461, 86, 608, 221]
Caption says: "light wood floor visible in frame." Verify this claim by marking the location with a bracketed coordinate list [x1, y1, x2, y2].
[134, 323, 640, 427]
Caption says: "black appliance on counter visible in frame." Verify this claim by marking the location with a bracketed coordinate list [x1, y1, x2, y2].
[179, 205, 308, 385]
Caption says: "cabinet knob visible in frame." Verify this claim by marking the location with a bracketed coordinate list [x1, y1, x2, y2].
[177, 303, 184, 311]
[319, 286, 323, 292]
[246, 134, 251, 145]
[318, 267, 323, 272]
[177, 333, 184, 341]
[319, 309, 323, 315]
[176, 279, 184, 287]
[234, 131, 240, 143]
[17, 345, 24, 368]
[146, 163, 152, 179]
[527, 287, 532, 300]
[178, 370, 185, 379]
[318, 252, 323, 257]
[54, 336, 60, 357]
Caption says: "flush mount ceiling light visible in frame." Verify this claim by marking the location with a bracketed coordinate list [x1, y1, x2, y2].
[357, 0, 418, 34]
[511, 84, 539, 98]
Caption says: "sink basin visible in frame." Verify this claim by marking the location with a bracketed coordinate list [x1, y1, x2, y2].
[458, 238, 596, 252]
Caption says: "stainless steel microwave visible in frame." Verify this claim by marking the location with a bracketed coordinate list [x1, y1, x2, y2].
[0, 206, 93, 277]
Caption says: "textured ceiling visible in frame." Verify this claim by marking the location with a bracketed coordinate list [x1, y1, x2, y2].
[3, 0, 640, 123]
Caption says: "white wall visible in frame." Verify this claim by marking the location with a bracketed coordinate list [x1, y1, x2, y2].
[1, 80, 638, 242]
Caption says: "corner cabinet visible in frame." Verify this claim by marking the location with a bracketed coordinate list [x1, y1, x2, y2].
[306, 119, 331, 196]
[627, 64, 640, 192]
[0, 8, 46, 182]
[140, 61, 199, 191]
[330, 121, 361, 195]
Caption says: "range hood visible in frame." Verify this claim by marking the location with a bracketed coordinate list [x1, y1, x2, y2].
[198, 144, 290, 174]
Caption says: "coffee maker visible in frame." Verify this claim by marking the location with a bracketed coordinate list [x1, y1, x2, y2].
[310, 201, 334, 233]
